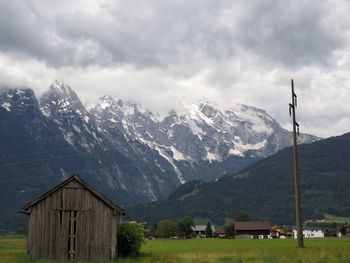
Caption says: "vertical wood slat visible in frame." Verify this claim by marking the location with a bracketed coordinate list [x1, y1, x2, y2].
[90, 193, 95, 260]
[87, 192, 92, 260]
[110, 211, 115, 259]
[37, 201, 41, 259]
[44, 199, 48, 258]
[93, 196, 98, 260]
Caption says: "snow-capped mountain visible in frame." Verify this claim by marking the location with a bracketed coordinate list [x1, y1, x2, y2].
[0, 81, 319, 230]
[38, 81, 181, 200]
[40, 81, 103, 151]
[0, 82, 183, 230]
[91, 95, 318, 172]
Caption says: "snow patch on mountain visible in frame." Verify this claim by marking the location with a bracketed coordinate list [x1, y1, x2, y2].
[206, 151, 219, 163]
[73, 124, 81, 133]
[155, 147, 186, 184]
[170, 146, 188, 161]
[1, 102, 11, 112]
[187, 119, 204, 135]
[229, 148, 244, 157]
[235, 139, 267, 153]
[62, 131, 74, 145]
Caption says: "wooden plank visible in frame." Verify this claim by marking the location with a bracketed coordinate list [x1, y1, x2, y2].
[94, 196, 99, 260]
[65, 179, 85, 189]
[38, 202, 42, 259]
[111, 212, 117, 259]
[86, 209, 90, 260]
[56, 209, 61, 259]
[28, 208, 34, 258]
[30, 207, 35, 259]
[43, 197, 47, 258]
[44, 196, 50, 259]
[63, 210, 70, 260]
[77, 210, 83, 260]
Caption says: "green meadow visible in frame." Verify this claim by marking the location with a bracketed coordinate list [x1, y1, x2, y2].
[1, 235, 350, 263]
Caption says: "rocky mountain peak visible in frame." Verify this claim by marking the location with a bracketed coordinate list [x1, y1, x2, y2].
[50, 80, 76, 97]
[38, 81, 102, 150]
[197, 100, 220, 118]
[0, 88, 39, 117]
[40, 81, 88, 119]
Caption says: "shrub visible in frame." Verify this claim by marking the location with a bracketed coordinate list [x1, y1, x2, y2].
[224, 223, 235, 238]
[178, 217, 195, 238]
[117, 221, 145, 257]
[155, 219, 179, 238]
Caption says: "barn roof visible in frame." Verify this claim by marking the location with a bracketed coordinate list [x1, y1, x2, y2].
[22, 175, 125, 215]
[234, 221, 271, 231]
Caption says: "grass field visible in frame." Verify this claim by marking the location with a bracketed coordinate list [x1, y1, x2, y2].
[1, 235, 350, 263]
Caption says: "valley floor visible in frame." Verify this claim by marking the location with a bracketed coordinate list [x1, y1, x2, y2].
[1, 235, 350, 263]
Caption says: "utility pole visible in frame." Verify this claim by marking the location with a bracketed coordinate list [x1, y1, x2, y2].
[289, 79, 304, 248]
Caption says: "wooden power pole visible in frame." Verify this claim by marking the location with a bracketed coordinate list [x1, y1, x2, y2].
[289, 79, 304, 248]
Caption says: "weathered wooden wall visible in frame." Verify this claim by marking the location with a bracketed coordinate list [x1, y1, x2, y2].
[27, 180, 120, 261]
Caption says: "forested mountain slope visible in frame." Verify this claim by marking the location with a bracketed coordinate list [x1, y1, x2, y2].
[126, 132, 350, 226]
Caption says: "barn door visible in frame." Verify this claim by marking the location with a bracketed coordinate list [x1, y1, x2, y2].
[67, 210, 78, 260]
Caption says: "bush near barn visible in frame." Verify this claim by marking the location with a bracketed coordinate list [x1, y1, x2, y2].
[117, 221, 146, 257]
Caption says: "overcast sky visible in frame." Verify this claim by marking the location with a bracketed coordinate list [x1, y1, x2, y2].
[1, 0, 350, 137]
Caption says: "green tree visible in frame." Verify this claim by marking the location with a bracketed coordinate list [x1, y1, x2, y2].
[234, 212, 250, 222]
[178, 216, 195, 238]
[117, 221, 145, 257]
[224, 223, 235, 238]
[148, 223, 158, 237]
[338, 224, 347, 235]
[155, 219, 178, 238]
[205, 221, 213, 237]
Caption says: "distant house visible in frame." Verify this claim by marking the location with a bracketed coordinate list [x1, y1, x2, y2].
[192, 225, 215, 237]
[23, 175, 124, 261]
[293, 229, 324, 238]
[336, 225, 346, 237]
[324, 225, 346, 237]
[214, 228, 226, 238]
[234, 221, 271, 239]
[270, 226, 293, 238]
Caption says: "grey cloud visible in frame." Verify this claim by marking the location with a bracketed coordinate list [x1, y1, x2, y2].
[0, 0, 350, 138]
[0, 0, 240, 68]
[235, 0, 346, 68]
[0, 1, 69, 66]
[54, 0, 237, 67]
[0, 0, 347, 70]
[0, 1, 112, 67]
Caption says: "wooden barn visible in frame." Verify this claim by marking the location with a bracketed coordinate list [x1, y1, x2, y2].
[234, 221, 271, 238]
[22, 175, 124, 261]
